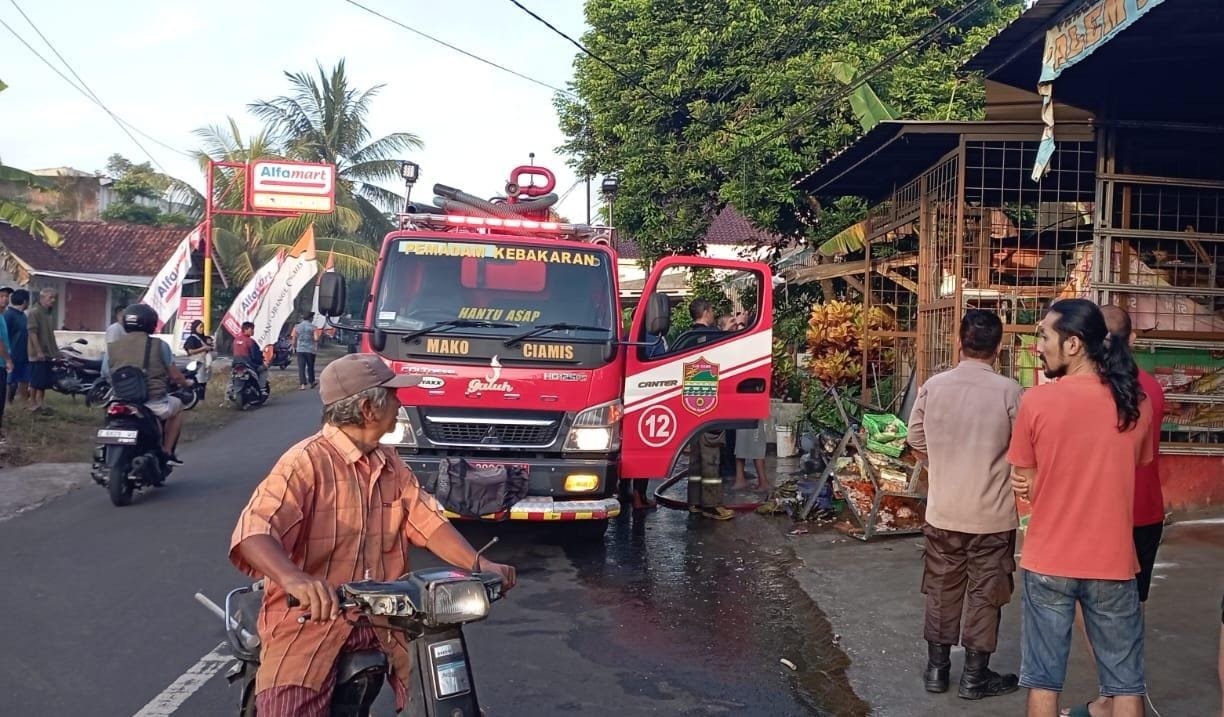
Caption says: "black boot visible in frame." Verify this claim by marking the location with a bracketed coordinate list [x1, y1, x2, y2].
[924, 643, 951, 693]
[957, 649, 1019, 700]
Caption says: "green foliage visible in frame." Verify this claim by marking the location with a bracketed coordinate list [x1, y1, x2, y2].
[557, 0, 1021, 260]
[101, 153, 193, 227]
[0, 80, 60, 246]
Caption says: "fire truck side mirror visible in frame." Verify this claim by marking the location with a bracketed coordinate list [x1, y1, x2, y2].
[644, 291, 671, 337]
[318, 272, 347, 318]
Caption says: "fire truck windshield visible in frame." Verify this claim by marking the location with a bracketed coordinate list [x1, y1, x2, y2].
[374, 237, 616, 344]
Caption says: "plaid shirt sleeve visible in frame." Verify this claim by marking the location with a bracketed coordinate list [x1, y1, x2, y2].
[229, 448, 311, 576]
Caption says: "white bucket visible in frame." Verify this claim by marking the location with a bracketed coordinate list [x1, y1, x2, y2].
[775, 426, 799, 457]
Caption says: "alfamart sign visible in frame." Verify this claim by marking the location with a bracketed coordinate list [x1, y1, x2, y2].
[249, 160, 336, 213]
[1032, 0, 1166, 180]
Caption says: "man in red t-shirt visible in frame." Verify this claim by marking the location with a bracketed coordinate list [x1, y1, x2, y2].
[1102, 305, 1167, 603]
[1007, 299, 1153, 717]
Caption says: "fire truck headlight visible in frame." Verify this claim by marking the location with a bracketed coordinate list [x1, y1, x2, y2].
[564, 400, 622, 453]
[379, 408, 418, 447]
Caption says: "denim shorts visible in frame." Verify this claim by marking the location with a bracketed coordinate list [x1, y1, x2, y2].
[1020, 570, 1145, 696]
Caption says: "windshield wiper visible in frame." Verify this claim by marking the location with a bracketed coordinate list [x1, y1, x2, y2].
[400, 319, 518, 343]
[503, 323, 612, 347]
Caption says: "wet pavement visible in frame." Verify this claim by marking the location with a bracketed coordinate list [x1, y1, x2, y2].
[0, 379, 867, 716]
[453, 505, 871, 716]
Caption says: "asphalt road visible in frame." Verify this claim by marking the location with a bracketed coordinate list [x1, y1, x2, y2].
[0, 386, 866, 716]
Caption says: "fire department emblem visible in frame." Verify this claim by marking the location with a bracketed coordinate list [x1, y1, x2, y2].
[681, 358, 719, 416]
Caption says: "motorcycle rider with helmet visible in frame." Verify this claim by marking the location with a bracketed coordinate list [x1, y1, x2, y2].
[102, 303, 190, 463]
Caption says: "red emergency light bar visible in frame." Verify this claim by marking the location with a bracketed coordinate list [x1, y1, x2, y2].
[397, 213, 613, 245]
[444, 214, 562, 232]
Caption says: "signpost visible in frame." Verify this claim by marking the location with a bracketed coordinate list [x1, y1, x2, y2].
[202, 160, 336, 333]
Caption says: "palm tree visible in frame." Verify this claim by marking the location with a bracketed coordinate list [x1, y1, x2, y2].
[249, 59, 423, 243]
[191, 119, 377, 285]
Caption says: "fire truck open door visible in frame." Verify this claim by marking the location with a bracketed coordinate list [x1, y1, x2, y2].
[620, 256, 773, 480]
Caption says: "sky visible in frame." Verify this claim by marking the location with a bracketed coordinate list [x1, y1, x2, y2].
[0, 0, 601, 222]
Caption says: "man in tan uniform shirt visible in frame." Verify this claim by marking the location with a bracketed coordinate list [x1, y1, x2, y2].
[907, 309, 1022, 700]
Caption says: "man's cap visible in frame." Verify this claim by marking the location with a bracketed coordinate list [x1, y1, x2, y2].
[0, 287, 12, 295]
[319, 353, 420, 405]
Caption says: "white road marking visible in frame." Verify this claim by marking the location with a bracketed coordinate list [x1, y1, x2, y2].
[132, 641, 231, 716]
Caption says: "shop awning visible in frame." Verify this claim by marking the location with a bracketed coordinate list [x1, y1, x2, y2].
[795, 121, 1061, 201]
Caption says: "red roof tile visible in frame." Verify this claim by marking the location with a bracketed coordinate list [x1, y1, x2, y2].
[0, 220, 192, 276]
[614, 206, 781, 260]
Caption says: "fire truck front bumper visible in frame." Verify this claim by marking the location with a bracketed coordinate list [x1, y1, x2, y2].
[402, 454, 622, 522]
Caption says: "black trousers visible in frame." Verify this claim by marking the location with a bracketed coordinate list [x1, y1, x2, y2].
[297, 352, 316, 386]
[0, 367, 7, 431]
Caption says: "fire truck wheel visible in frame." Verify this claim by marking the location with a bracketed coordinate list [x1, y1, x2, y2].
[566, 519, 609, 541]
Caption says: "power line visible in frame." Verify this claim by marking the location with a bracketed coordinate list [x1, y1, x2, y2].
[504, 0, 748, 137]
[732, 0, 992, 161]
[1, 5, 190, 168]
[341, 0, 577, 98]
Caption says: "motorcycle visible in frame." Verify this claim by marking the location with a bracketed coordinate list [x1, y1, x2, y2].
[200, 554, 505, 716]
[51, 338, 107, 405]
[90, 360, 203, 507]
[268, 338, 292, 370]
[227, 363, 270, 410]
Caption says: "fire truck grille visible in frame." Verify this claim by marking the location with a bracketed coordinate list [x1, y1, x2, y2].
[423, 416, 560, 447]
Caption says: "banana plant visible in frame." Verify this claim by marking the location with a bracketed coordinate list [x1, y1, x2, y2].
[0, 77, 62, 246]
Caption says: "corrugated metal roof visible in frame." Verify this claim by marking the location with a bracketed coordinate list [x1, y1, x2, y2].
[962, 0, 1076, 80]
[796, 121, 1060, 199]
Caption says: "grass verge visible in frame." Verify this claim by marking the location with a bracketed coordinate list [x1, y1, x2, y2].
[0, 346, 344, 468]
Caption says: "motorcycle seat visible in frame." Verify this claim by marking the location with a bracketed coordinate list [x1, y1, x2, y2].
[79, 357, 103, 372]
[335, 649, 388, 685]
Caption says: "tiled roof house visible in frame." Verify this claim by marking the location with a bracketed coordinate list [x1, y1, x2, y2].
[0, 220, 197, 331]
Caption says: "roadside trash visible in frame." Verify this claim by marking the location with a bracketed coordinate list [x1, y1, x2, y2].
[780, 658, 797, 671]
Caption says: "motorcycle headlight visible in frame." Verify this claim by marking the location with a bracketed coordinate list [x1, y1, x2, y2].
[380, 407, 418, 447]
[564, 400, 623, 453]
[426, 578, 490, 624]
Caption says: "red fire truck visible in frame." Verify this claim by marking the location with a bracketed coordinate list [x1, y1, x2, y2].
[317, 165, 773, 538]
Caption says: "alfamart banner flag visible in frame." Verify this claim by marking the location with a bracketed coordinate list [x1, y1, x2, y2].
[141, 224, 201, 330]
[221, 250, 286, 338]
[251, 226, 318, 349]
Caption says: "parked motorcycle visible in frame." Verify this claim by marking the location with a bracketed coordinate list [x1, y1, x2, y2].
[227, 363, 270, 410]
[268, 337, 292, 370]
[90, 360, 202, 507]
[200, 559, 505, 716]
[51, 338, 106, 404]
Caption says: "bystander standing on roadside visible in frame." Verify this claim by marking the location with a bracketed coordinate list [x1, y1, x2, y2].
[1055, 305, 1167, 717]
[907, 310, 1022, 700]
[0, 287, 13, 444]
[25, 288, 58, 413]
[291, 312, 319, 390]
[104, 305, 127, 345]
[4, 289, 29, 405]
[1008, 299, 1153, 717]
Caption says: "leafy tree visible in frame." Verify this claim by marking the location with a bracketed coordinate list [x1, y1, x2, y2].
[556, 0, 1021, 261]
[101, 153, 195, 227]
